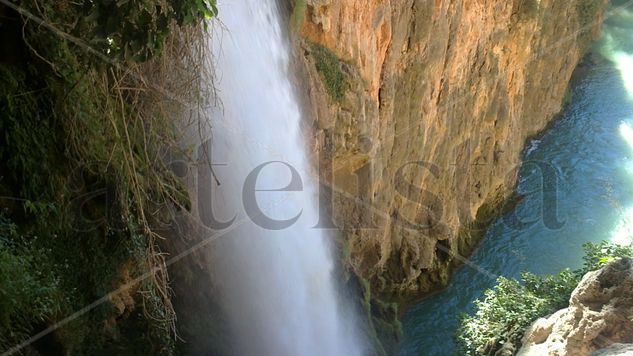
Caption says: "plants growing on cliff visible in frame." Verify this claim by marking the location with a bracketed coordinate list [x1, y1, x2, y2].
[582, 240, 633, 271]
[0, 214, 62, 347]
[21, 0, 217, 61]
[311, 43, 348, 102]
[291, 0, 307, 31]
[456, 241, 633, 355]
[456, 271, 577, 356]
[0, 0, 214, 353]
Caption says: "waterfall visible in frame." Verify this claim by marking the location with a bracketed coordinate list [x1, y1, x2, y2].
[198, 1, 364, 354]
[603, 2, 633, 246]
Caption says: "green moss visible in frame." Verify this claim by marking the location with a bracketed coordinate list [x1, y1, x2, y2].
[577, 0, 603, 27]
[291, 0, 307, 32]
[311, 43, 347, 102]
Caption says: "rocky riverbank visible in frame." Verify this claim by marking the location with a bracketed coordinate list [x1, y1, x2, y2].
[519, 258, 633, 356]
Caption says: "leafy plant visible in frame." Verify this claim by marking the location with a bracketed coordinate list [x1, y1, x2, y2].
[457, 241, 633, 355]
[0, 0, 212, 353]
[0, 214, 62, 348]
[27, 0, 218, 62]
[582, 240, 633, 272]
[311, 43, 347, 102]
[456, 272, 576, 355]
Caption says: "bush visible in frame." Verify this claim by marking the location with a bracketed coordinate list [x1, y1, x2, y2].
[20, 0, 218, 62]
[582, 240, 633, 271]
[0, 215, 62, 347]
[0, 0, 212, 353]
[0, 208, 175, 353]
[456, 241, 633, 355]
[311, 44, 347, 102]
[456, 271, 577, 355]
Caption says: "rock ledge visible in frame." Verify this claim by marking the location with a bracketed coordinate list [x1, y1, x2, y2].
[519, 258, 633, 356]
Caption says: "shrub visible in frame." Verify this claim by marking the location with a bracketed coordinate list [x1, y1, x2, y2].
[456, 241, 633, 355]
[0, 0, 212, 353]
[582, 240, 633, 272]
[0, 215, 62, 347]
[311, 44, 347, 102]
[456, 271, 577, 355]
[19, 0, 218, 62]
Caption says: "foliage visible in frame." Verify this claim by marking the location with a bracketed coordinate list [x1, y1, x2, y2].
[456, 271, 576, 356]
[521, 269, 579, 311]
[0, 214, 62, 347]
[291, 0, 307, 31]
[311, 43, 347, 102]
[0, 0, 212, 353]
[0, 211, 174, 353]
[456, 241, 633, 355]
[582, 240, 633, 272]
[23, 0, 217, 62]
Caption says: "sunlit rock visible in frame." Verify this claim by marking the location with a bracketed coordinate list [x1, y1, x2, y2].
[519, 258, 633, 356]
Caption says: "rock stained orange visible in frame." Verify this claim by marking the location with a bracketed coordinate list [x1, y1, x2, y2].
[294, 0, 608, 299]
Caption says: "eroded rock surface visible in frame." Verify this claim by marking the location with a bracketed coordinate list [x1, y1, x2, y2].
[519, 258, 633, 356]
[293, 0, 608, 299]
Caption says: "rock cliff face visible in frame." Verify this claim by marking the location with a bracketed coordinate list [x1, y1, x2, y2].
[519, 258, 633, 356]
[292, 0, 608, 300]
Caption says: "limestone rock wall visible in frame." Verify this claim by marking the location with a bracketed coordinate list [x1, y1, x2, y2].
[293, 0, 608, 299]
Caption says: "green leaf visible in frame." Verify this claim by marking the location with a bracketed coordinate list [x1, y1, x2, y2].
[599, 256, 615, 264]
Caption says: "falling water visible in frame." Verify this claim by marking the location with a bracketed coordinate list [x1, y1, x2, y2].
[199, 1, 363, 355]
[604, 1, 633, 246]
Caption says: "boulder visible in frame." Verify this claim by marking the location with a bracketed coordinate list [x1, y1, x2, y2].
[519, 258, 633, 356]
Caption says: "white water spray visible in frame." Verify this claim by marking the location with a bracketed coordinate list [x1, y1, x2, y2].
[605, 5, 633, 246]
[200, 1, 364, 355]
